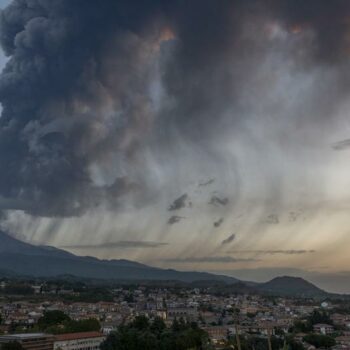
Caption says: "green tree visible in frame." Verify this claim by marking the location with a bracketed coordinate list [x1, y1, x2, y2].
[150, 317, 166, 335]
[303, 334, 335, 349]
[101, 317, 210, 350]
[38, 310, 100, 334]
[38, 310, 71, 330]
[307, 310, 332, 326]
[3, 284, 34, 295]
[1, 342, 24, 350]
[291, 320, 311, 333]
[131, 316, 149, 331]
[64, 318, 101, 333]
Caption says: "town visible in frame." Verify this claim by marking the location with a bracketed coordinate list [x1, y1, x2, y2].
[0, 278, 350, 350]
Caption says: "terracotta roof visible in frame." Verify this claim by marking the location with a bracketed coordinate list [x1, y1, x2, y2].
[55, 332, 104, 341]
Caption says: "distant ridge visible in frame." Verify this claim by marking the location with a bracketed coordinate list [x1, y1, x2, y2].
[0, 231, 334, 296]
[0, 231, 237, 283]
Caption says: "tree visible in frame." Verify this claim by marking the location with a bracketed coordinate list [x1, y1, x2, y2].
[274, 327, 285, 336]
[291, 320, 311, 333]
[150, 317, 166, 335]
[64, 318, 101, 333]
[1, 342, 24, 350]
[287, 339, 305, 350]
[38, 310, 71, 330]
[307, 310, 332, 326]
[303, 334, 335, 349]
[131, 316, 150, 331]
[3, 284, 34, 295]
[38, 310, 100, 334]
[101, 317, 210, 350]
[285, 335, 305, 350]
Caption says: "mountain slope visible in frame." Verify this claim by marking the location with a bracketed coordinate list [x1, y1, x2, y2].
[257, 276, 327, 296]
[0, 231, 237, 283]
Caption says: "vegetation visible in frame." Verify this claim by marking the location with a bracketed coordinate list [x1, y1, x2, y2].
[62, 287, 114, 303]
[303, 334, 335, 349]
[37, 310, 100, 334]
[100, 316, 211, 350]
[291, 309, 333, 333]
[2, 284, 34, 295]
[230, 335, 284, 350]
[38, 310, 70, 329]
[286, 339, 305, 350]
[307, 310, 332, 326]
[0, 342, 24, 350]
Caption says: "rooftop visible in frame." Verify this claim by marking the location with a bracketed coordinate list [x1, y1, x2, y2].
[55, 332, 104, 341]
[0, 333, 51, 340]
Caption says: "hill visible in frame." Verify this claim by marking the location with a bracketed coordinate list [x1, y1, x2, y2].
[257, 276, 327, 297]
[0, 231, 238, 283]
[0, 231, 335, 297]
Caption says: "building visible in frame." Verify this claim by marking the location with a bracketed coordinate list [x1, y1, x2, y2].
[203, 326, 228, 344]
[0, 333, 55, 350]
[313, 323, 334, 335]
[332, 313, 350, 328]
[53, 331, 106, 350]
[166, 307, 198, 322]
[336, 336, 350, 347]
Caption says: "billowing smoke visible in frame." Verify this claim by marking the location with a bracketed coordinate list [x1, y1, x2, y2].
[1, 0, 350, 271]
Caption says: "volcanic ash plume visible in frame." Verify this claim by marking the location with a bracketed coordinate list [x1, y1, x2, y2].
[0, 0, 350, 264]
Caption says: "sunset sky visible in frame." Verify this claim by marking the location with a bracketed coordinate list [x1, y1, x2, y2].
[1, 0, 350, 293]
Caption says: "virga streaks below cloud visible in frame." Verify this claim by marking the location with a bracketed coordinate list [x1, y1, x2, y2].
[64, 241, 169, 249]
[229, 250, 316, 255]
[163, 256, 258, 264]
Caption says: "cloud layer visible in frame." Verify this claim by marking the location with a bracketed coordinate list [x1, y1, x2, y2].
[0, 1, 350, 277]
[65, 240, 168, 249]
[163, 256, 257, 264]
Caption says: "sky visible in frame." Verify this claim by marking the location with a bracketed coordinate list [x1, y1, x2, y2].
[1, 0, 350, 293]
[0, 1, 9, 69]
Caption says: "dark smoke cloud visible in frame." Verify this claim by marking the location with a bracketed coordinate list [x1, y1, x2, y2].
[209, 196, 229, 207]
[288, 210, 303, 222]
[332, 139, 350, 151]
[0, 0, 170, 217]
[214, 218, 224, 228]
[265, 214, 279, 224]
[167, 215, 184, 225]
[272, 0, 350, 63]
[221, 233, 236, 245]
[199, 178, 215, 187]
[0, 0, 350, 220]
[168, 194, 188, 211]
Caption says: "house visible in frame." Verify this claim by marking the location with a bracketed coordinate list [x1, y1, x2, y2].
[332, 314, 350, 328]
[313, 323, 334, 335]
[53, 331, 106, 350]
[336, 336, 350, 347]
[166, 307, 198, 322]
[203, 326, 228, 343]
[294, 332, 307, 343]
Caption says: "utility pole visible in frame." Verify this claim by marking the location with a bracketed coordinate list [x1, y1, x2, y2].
[235, 322, 241, 350]
[234, 308, 241, 350]
[267, 326, 273, 350]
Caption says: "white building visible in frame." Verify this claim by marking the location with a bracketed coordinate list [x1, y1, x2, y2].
[313, 323, 334, 335]
[53, 331, 106, 350]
